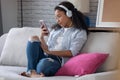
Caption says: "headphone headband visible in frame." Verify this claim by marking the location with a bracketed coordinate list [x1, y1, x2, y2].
[58, 5, 69, 12]
[58, 5, 72, 17]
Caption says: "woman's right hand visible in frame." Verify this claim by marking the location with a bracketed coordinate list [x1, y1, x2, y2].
[40, 25, 49, 37]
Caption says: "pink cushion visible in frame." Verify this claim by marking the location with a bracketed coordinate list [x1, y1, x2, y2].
[55, 53, 109, 76]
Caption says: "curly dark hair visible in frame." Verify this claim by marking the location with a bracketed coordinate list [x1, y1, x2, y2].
[52, 1, 89, 34]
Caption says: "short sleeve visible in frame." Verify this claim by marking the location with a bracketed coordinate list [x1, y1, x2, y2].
[70, 30, 87, 56]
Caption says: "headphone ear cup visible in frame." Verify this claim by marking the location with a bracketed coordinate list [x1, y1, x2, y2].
[66, 10, 72, 17]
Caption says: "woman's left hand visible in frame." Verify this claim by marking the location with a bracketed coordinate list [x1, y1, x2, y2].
[41, 44, 50, 54]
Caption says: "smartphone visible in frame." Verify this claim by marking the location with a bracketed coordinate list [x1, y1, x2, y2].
[39, 20, 49, 35]
[39, 20, 47, 29]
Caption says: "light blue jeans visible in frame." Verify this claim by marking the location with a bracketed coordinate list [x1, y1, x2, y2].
[26, 41, 61, 76]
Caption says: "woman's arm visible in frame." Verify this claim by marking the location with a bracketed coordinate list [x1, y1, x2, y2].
[48, 50, 73, 57]
[40, 36, 72, 57]
[39, 36, 48, 52]
[39, 26, 49, 51]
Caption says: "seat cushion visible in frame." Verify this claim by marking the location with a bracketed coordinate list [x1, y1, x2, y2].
[0, 66, 76, 80]
[81, 32, 120, 72]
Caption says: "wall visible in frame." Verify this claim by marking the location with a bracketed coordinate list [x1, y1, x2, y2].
[17, 0, 98, 28]
[0, 0, 3, 36]
[88, 0, 98, 27]
[1, 0, 18, 33]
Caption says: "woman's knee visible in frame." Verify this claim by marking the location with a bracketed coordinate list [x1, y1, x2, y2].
[37, 58, 51, 68]
[37, 58, 60, 68]
[36, 58, 61, 75]
[28, 35, 40, 42]
[26, 36, 41, 55]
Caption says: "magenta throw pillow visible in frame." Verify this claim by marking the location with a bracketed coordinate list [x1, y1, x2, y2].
[55, 53, 109, 76]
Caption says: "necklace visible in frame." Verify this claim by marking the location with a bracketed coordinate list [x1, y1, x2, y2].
[64, 21, 73, 28]
[68, 21, 73, 27]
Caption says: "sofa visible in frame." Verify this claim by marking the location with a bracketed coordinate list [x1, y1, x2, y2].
[0, 27, 120, 80]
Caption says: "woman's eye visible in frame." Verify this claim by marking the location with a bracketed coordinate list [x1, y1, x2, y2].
[55, 15, 61, 19]
[58, 14, 62, 17]
[57, 16, 60, 19]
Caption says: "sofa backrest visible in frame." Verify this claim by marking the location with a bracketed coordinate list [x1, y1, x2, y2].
[81, 32, 120, 72]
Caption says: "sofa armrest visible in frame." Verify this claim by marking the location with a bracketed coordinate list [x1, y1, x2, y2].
[0, 33, 7, 56]
[76, 70, 120, 80]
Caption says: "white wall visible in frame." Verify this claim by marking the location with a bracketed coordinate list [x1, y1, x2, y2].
[1, 0, 17, 33]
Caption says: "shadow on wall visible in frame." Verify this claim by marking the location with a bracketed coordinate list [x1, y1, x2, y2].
[0, 3, 3, 36]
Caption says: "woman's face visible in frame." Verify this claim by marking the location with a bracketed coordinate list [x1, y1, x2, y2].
[55, 9, 71, 27]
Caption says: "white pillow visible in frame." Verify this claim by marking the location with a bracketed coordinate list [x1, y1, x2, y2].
[81, 32, 120, 72]
[0, 27, 40, 67]
[0, 33, 7, 57]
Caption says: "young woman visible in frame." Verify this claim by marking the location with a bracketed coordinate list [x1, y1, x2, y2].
[21, 1, 89, 77]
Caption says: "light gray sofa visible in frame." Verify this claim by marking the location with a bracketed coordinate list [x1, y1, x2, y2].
[0, 27, 120, 80]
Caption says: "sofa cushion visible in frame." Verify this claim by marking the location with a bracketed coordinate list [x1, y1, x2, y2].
[81, 32, 120, 72]
[0, 27, 40, 67]
[0, 33, 7, 57]
[0, 66, 77, 80]
[55, 53, 108, 76]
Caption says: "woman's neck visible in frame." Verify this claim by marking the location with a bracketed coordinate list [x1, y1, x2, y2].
[65, 21, 73, 28]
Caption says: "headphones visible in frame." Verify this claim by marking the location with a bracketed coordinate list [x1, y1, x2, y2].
[58, 5, 72, 17]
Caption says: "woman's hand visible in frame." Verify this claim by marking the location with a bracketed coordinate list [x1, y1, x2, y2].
[40, 25, 49, 38]
[40, 44, 50, 54]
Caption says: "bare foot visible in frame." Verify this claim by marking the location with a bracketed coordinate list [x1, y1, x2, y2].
[20, 72, 30, 77]
[20, 71, 45, 78]
[30, 70, 45, 78]
[30, 73, 45, 78]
